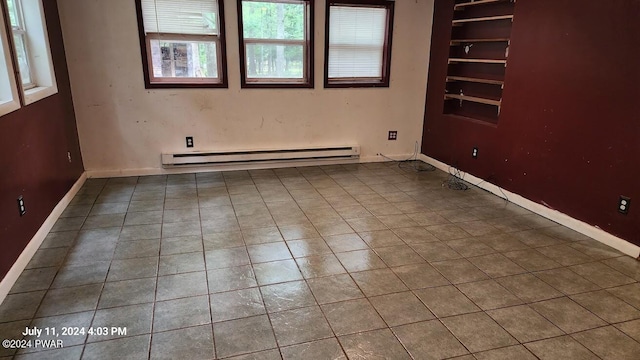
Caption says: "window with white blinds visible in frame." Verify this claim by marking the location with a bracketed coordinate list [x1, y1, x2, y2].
[136, 0, 227, 87]
[325, 1, 394, 87]
[141, 0, 219, 35]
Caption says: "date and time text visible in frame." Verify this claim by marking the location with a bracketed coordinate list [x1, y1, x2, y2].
[2, 326, 128, 350]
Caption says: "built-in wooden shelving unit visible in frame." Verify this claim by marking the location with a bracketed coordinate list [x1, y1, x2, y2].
[452, 14, 513, 25]
[444, 0, 515, 124]
[448, 58, 507, 64]
[450, 38, 509, 45]
[447, 76, 504, 85]
[454, 0, 504, 10]
[445, 94, 501, 106]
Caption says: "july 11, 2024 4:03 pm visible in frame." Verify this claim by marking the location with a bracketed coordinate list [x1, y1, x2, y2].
[2, 326, 128, 350]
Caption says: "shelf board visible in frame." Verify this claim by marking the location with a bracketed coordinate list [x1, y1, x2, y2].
[452, 15, 513, 25]
[450, 38, 510, 45]
[454, 0, 507, 10]
[448, 58, 507, 64]
[444, 112, 499, 127]
[445, 94, 501, 106]
[447, 76, 504, 85]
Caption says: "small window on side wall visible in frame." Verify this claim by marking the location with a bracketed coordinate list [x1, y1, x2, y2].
[237, 0, 314, 88]
[325, 0, 394, 88]
[135, 0, 228, 88]
[5, 0, 58, 105]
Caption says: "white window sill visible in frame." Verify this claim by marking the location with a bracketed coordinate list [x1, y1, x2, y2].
[23, 84, 58, 105]
[0, 99, 20, 117]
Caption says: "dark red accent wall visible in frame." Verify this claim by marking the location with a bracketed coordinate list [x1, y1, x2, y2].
[422, 0, 640, 246]
[0, 1, 83, 279]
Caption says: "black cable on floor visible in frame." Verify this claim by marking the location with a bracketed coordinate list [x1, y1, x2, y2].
[378, 141, 436, 173]
[443, 166, 469, 191]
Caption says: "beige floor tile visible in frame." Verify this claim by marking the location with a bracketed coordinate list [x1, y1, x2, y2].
[339, 329, 411, 359]
[441, 312, 518, 353]
[369, 291, 434, 326]
[525, 336, 598, 360]
[530, 297, 606, 333]
[321, 299, 386, 336]
[393, 320, 468, 359]
[572, 326, 640, 360]
[414, 285, 481, 318]
[487, 305, 564, 342]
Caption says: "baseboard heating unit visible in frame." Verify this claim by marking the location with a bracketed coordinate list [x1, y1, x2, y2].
[161, 146, 360, 169]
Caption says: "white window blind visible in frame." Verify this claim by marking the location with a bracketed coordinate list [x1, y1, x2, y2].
[328, 5, 387, 79]
[141, 0, 219, 35]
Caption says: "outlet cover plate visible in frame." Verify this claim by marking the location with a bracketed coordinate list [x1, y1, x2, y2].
[17, 196, 26, 216]
[619, 196, 631, 215]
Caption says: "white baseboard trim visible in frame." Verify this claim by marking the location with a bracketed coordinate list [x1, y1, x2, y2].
[0, 172, 88, 304]
[419, 154, 640, 259]
[85, 154, 416, 179]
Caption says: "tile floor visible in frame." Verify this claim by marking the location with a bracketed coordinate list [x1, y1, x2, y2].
[1, 162, 640, 359]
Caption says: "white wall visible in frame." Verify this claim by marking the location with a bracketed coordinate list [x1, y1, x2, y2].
[57, 0, 434, 173]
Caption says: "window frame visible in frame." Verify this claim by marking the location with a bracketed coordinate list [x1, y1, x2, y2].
[0, 0, 20, 117]
[134, 0, 229, 89]
[237, 0, 314, 89]
[4, 0, 58, 105]
[7, 0, 35, 89]
[324, 0, 394, 88]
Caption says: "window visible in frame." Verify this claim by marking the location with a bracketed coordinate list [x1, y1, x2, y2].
[136, 0, 228, 88]
[7, 0, 32, 88]
[0, 0, 20, 116]
[324, 0, 394, 88]
[5, 0, 57, 104]
[237, 0, 313, 88]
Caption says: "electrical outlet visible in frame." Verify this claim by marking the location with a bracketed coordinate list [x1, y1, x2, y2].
[472, 147, 479, 159]
[388, 131, 398, 140]
[186, 137, 194, 148]
[17, 196, 26, 216]
[618, 196, 631, 215]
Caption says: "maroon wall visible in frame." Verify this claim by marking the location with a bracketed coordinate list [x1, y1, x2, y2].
[422, 0, 640, 246]
[0, 1, 83, 279]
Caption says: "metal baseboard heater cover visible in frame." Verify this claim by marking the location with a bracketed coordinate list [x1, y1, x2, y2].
[162, 146, 360, 168]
